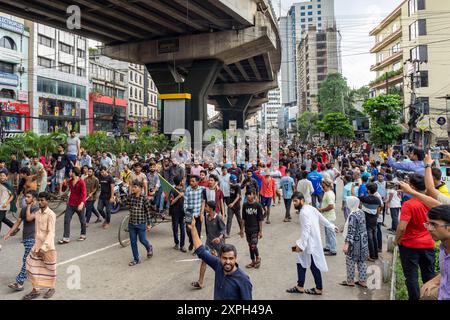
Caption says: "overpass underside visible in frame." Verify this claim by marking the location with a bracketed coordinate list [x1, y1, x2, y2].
[0, 0, 281, 136]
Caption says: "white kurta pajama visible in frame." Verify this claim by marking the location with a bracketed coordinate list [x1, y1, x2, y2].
[296, 205, 335, 272]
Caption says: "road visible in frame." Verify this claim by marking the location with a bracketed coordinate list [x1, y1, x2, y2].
[0, 180, 392, 300]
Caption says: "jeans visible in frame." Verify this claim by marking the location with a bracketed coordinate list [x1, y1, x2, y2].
[0, 210, 14, 232]
[246, 232, 259, 260]
[63, 205, 87, 241]
[311, 193, 323, 209]
[297, 257, 323, 290]
[97, 198, 112, 223]
[398, 245, 436, 300]
[226, 205, 242, 235]
[390, 208, 400, 231]
[365, 212, 378, 259]
[187, 216, 202, 246]
[284, 198, 292, 219]
[377, 222, 382, 251]
[16, 238, 35, 285]
[172, 215, 185, 248]
[85, 200, 101, 223]
[129, 223, 152, 263]
[324, 221, 337, 253]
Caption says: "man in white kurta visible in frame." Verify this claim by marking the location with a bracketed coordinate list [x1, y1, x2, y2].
[287, 192, 337, 295]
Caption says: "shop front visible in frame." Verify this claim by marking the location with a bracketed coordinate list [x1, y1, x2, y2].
[38, 97, 84, 133]
[89, 94, 127, 134]
[0, 101, 30, 138]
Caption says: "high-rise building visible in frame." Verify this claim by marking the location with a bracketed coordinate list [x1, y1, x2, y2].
[27, 21, 89, 135]
[0, 13, 30, 138]
[280, 0, 336, 109]
[297, 26, 341, 113]
[259, 88, 281, 129]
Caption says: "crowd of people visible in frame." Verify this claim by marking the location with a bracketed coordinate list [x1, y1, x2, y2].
[0, 133, 449, 301]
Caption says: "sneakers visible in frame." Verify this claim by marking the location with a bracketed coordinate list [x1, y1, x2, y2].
[173, 244, 180, 250]
[180, 247, 187, 253]
[147, 247, 154, 258]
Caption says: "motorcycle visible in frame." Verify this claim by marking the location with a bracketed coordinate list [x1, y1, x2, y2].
[111, 178, 129, 214]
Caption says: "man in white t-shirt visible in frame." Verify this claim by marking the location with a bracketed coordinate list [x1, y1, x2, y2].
[386, 174, 402, 232]
[67, 130, 81, 166]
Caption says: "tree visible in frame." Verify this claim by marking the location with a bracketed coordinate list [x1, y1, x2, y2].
[297, 112, 319, 143]
[318, 73, 349, 114]
[363, 94, 403, 147]
[316, 112, 355, 144]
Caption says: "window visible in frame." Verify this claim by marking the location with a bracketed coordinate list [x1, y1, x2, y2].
[0, 61, 14, 73]
[301, 18, 305, 22]
[38, 34, 54, 48]
[378, 53, 384, 63]
[308, 18, 313, 22]
[393, 61, 402, 71]
[38, 56, 53, 68]
[392, 43, 401, 54]
[318, 23, 322, 28]
[59, 63, 73, 74]
[301, 6, 305, 10]
[419, 70, 429, 88]
[318, 4, 322, 8]
[308, 5, 313, 9]
[77, 67, 85, 77]
[0, 36, 17, 50]
[409, 0, 426, 16]
[301, 12, 305, 16]
[59, 42, 73, 54]
[416, 97, 429, 114]
[58, 81, 74, 96]
[76, 85, 86, 99]
[409, 19, 427, 40]
[37, 77, 57, 94]
[77, 49, 85, 58]
[317, 11, 321, 15]
[318, 17, 322, 21]
[130, 87, 133, 97]
[410, 45, 428, 62]
[308, 11, 313, 15]
[120, 74, 124, 82]
[317, 33, 326, 42]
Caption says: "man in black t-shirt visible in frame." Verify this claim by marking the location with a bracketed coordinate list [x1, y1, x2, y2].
[4, 190, 39, 291]
[240, 189, 264, 269]
[226, 175, 242, 238]
[53, 144, 71, 195]
[97, 166, 115, 229]
[169, 176, 186, 252]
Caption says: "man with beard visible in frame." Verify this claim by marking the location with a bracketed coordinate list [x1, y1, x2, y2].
[188, 216, 252, 300]
[287, 192, 338, 296]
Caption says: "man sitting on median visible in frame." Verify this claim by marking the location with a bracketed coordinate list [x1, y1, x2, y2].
[187, 216, 253, 300]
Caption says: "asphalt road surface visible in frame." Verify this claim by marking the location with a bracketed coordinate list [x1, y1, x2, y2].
[0, 180, 392, 300]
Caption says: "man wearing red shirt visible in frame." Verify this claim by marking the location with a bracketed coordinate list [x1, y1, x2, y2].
[255, 170, 276, 224]
[198, 170, 209, 188]
[394, 174, 436, 300]
[59, 167, 87, 244]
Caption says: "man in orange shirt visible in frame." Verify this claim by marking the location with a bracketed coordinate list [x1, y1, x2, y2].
[255, 170, 276, 224]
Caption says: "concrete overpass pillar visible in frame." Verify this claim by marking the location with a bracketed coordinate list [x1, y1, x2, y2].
[215, 95, 253, 130]
[146, 59, 223, 150]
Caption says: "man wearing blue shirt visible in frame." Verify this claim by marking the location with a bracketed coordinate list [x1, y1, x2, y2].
[188, 217, 253, 300]
[280, 171, 295, 222]
[387, 146, 425, 176]
[307, 164, 323, 208]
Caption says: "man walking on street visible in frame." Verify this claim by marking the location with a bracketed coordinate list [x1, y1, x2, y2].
[169, 176, 186, 252]
[307, 164, 323, 208]
[280, 170, 295, 222]
[84, 167, 102, 224]
[240, 189, 263, 269]
[97, 166, 115, 229]
[59, 167, 87, 244]
[184, 175, 206, 251]
[23, 192, 57, 300]
[226, 175, 242, 238]
[126, 180, 153, 266]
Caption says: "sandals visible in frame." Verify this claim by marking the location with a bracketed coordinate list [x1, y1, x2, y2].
[128, 260, 140, 267]
[22, 290, 40, 300]
[58, 239, 70, 245]
[305, 288, 322, 295]
[355, 281, 368, 288]
[77, 236, 86, 241]
[254, 258, 261, 269]
[191, 281, 203, 289]
[44, 288, 56, 299]
[286, 286, 304, 294]
[339, 281, 355, 287]
[246, 261, 255, 268]
[8, 282, 24, 291]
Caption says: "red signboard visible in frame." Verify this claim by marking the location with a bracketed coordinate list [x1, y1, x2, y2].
[0, 101, 30, 115]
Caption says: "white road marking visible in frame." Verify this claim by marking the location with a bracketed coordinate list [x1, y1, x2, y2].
[56, 242, 121, 267]
[175, 258, 201, 262]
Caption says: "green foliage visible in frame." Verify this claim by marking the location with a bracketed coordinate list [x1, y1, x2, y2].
[363, 94, 403, 146]
[297, 112, 320, 143]
[315, 112, 355, 142]
[318, 73, 349, 115]
[369, 68, 403, 87]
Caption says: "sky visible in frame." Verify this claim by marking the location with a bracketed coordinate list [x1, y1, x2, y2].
[279, 0, 403, 88]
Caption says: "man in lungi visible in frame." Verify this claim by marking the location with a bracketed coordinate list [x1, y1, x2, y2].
[23, 192, 57, 300]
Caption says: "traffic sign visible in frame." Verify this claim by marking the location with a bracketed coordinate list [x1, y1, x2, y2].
[437, 117, 447, 126]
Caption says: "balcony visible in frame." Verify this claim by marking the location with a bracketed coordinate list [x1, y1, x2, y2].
[370, 28, 402, 53]
[370, 51, 403, 72]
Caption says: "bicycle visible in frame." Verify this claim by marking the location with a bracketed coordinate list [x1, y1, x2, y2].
[118, 208, 171, 247]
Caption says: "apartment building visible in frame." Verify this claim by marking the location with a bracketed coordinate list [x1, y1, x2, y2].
[369, 2, 404, 97]
[259, 88, 281, 129]
[280, 0, 336, 109]
[27, 21, 89, 135]
[89, 55, 127, 134]
[297, 26, 341, 113]
[0, 13, 30, 137]
[144, 68, 159, 132]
